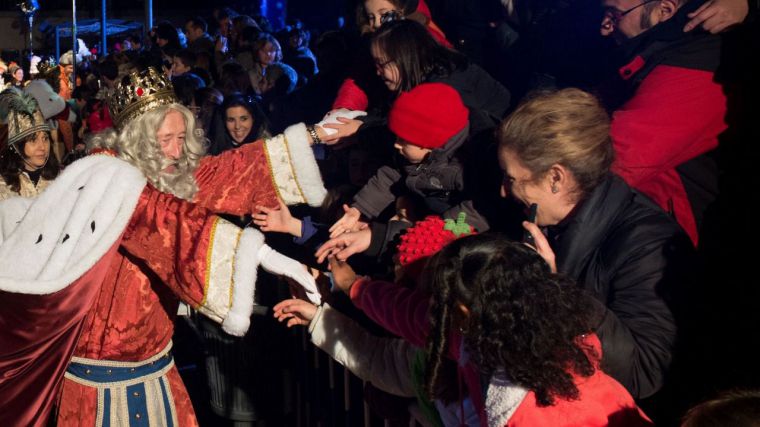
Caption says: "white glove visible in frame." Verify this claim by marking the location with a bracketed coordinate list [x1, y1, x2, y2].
[317, 108, 368, 136]
[257, 244, 322, 305]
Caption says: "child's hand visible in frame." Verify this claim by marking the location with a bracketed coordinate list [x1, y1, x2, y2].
[253, 198, 302, 237]
[315, 227, 372, 263]
[328, 256, 358, 294]
[273, 298, 317, 327]
[329, 205, 365, 238]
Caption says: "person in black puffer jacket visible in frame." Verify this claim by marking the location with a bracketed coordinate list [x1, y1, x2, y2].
[326, 83, 494, 261]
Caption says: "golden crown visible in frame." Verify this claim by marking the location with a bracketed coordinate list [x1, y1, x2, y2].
[108, 67, 178, 130]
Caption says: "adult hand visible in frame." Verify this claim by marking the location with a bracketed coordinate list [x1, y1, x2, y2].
[273, 298, 317, 327]
[315, 227, 372, 263]
[522, 221, 557, 273]
[328, 256, 358, 294]
[253, 198, 301, 237]
[329, 205, 364, 238]
[684, 0, 748, 33]
[321, 117, 363, 145]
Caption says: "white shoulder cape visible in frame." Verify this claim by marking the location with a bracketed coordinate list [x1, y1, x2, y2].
[0, 155, 146, 294]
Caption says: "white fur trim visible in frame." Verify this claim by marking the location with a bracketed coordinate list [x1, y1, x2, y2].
[196, 218, 242, 323]
[264, 132, 304, 206]
[0, 155, 146, 295]
[221, 227, 264, 336]
[262, 123, 327, 207]
[0, 155, 146, 294]
[485, 370, 529, 426]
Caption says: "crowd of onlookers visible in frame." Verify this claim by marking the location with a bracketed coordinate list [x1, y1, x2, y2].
[1, 0, 758, 425]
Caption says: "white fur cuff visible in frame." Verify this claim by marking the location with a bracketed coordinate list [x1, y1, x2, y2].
[221, 227, 264, 336]
[280, 123, 327, 207]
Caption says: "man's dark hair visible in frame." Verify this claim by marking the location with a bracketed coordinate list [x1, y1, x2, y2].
[186, 16, 208, 34]
[98, 59, 119, 81]
[174, 49, 197, 68]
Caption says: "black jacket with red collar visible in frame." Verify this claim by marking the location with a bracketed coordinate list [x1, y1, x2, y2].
[602, 1, 727, 246]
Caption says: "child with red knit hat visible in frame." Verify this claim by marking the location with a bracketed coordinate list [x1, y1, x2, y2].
[326, 82, 491, 262]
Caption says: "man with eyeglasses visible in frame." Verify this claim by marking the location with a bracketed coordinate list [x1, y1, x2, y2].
[597, 0, 735, 252]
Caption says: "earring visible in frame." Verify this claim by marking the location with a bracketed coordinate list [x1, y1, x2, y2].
[551, 185, 559, 194]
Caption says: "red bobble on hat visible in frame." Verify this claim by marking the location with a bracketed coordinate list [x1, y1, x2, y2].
[388, 83, 469, 150]
[396, 213, 476, 268]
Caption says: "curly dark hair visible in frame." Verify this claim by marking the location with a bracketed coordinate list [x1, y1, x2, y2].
[422, 234, 597, 406]
[0, 132, 60, 193]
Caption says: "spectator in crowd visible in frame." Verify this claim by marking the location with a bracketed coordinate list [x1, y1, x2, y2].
[207, 93, 269, 155]
[0, 89, 60, 200]
[500, 88, 691, 400]
[171, 49, 197, 79]
[249, 33, 285, 96]
[282, 26, 318, 85]
[5, 63, 25, 89]
[153, 21, 182, 58]
[184, 16, 215, 55]
[325, 20, 509, 144]
[326, 233, 653, 425]
[599, 0, 733, 245]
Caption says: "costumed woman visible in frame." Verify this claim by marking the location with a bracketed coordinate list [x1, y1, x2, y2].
[0, 88, 60, 200]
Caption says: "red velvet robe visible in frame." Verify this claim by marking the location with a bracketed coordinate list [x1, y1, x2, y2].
[56, 133, 323, 426]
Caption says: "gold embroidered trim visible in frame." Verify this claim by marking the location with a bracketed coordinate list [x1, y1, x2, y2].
[262, 138, 285, 201]
[69, 341, 173, 368]
[282, 135, 307, 203]
[229, 228, 244, 308]
[202, 218, 221, 307]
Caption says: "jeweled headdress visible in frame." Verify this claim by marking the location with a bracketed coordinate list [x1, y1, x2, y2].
[108, 67, 178, 130]
[0, 88, 50, 148]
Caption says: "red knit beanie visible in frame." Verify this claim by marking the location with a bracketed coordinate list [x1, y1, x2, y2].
[396, 213, 476, 280]
[388, 83, 468, 149]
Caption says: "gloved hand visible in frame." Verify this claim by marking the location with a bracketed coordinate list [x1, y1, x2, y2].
[317, 108, 367, 136]
[257, 244, 322, 305]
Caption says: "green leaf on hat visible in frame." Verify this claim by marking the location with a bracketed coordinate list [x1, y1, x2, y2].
[443, 212, 472, 237]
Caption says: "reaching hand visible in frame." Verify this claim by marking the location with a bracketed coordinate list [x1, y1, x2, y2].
[684, 0, 748, 33]
[329, 205, 365, 238]
[273, 298, 317, 327]
[317, 109, 367, 145]
[253, 198, 301, 237]
[315, 227, 372, 263]
[328, 256, 358, 294]
[522, 221, 557, 273]
[321, 117, 363, 145]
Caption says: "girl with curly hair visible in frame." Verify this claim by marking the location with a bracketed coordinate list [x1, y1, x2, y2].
[329, 234, 652, 426]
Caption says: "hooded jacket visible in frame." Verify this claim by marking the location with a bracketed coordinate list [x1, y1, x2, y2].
[353, 124, 488, 233]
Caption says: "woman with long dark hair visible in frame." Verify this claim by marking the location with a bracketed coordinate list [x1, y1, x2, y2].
[325, 19, 509, 143]
[0, 90, 60, 200]
[207, 93, 269, 156]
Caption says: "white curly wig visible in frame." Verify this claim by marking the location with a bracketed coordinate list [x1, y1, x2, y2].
[88, 104, 207, 200]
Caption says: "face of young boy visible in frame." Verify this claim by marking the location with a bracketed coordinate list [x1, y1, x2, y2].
[394, 138, 430, 164]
